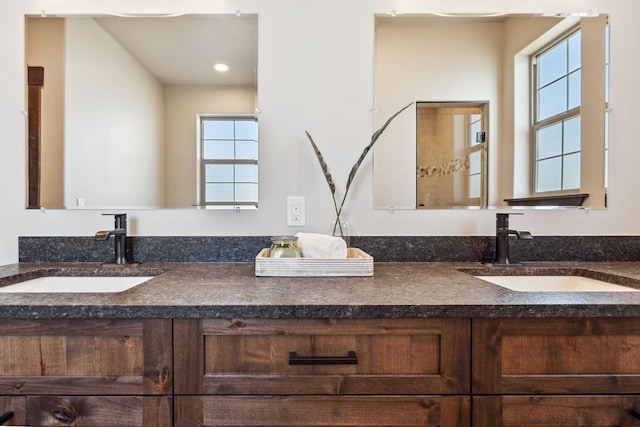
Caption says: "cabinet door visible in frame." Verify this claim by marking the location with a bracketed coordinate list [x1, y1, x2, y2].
[0, 395, 172, 426]
[176, 395, 470, 427]
[473, 318, 640, 394]
[175, 318, 470, 395]
[474, 395, 640, 427]
[0, 396, 24, 426]
[0, 319, 172, 395]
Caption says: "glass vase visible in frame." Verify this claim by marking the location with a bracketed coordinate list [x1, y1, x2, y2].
[268, 235, 301, 258]
[330, 217, 350, 248]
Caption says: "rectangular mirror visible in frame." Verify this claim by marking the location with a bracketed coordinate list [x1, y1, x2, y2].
[373, 13, 608, 210]
[26, 14, 259, 209]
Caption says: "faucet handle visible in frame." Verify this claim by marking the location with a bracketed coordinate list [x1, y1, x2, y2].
[102, 213, 127, 228]
[496, 212, 524, 228]
[497, 212, 523, 217]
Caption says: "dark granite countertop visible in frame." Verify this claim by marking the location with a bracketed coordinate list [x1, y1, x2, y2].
[2, 262, 640, 318]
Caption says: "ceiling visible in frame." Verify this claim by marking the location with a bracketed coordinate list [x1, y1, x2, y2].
[94, 15, 258, 87]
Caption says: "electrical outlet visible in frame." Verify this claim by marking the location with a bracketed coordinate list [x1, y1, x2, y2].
[287, 196, 305, 226]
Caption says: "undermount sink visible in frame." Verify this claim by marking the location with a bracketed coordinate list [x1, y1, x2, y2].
[474, 273, 640, 292]
[0, 276, 154, 293]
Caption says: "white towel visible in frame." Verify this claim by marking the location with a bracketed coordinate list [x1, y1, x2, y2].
[295, 232, 348, 259]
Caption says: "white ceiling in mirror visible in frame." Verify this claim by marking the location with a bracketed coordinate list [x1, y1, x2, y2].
[94, 15, 257, 86]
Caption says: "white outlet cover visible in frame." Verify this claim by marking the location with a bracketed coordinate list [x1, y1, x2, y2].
[287, 196, 305, 226]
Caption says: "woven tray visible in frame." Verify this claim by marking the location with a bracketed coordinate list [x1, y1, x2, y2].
[255, 248, 373, 277]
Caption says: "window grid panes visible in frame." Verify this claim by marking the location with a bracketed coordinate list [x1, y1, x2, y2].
[534, 117, 581, 192]
[533, 28, 581, 193]
[201, 116, 258, 208]
[468, 114, 483, 199]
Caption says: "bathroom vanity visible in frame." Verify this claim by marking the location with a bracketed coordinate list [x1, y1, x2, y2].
[2, 262, 640, 426]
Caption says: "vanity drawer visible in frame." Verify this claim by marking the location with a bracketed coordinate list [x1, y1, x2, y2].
[473, 318, 640, 394]
[174, 318, 470, 395]
[0, 319, 172, 395]
[474, 395, 640, 427]
[176, 395, 470, 426]
[0, 395, 172, 426]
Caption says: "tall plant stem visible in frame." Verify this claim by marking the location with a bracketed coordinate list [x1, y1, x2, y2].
[335, 102, 413, 221]
[306, 102, 413, 239]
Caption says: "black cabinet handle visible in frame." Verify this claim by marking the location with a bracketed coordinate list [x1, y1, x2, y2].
[0, 411, 14, 425]
[288, 350, 358, 365]
[631, 408, 640, 420]
[52, 409, 76, 424]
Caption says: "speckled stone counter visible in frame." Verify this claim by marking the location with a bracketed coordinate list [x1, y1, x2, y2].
[19, 235, 640, 263]
[3, 262, 640, 318]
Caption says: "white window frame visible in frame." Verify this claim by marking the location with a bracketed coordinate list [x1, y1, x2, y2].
[199, 114, 258, 209]
[466, 112, 485, 204]
[531, 26, 582, 195]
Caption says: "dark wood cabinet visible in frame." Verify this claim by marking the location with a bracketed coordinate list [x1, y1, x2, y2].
[174, 318, 471, 426]
[0, 395, 171, 426]
[472, 318, 640, 427]
[0, 396, 173, 427]
[0, 319, 172, 426]
[472, 318, 640, 395]
[176, 395, 469, 426]
[475, 395, 640, 427]
[5, 315, 640, 426]
[0, 319, 172, 396]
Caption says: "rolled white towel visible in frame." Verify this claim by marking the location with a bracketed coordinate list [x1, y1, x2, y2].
[295, 232, 348, 258]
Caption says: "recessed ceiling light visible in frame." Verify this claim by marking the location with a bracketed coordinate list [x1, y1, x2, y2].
[214, 63, 229, 72]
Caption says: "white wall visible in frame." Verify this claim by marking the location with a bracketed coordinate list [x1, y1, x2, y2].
[64, 18, 165, 208]
[1, 0, 638, 265]
[163, 86, 256, 207]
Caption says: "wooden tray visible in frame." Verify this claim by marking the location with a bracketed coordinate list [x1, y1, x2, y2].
[255, 248, 373, 277]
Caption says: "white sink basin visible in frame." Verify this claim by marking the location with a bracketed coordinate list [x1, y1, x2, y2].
[476, 275, 640, 292]
[0, 276, 153, 293]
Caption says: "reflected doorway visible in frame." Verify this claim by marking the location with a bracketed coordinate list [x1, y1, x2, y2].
[416, 101, 488, 209]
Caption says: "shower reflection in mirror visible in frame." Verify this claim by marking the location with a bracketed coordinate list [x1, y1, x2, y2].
[416, 102, 487, 209]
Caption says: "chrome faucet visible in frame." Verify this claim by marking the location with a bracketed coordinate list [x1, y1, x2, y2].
[95, 213, 128, 265]
[494, 213, 533, 265]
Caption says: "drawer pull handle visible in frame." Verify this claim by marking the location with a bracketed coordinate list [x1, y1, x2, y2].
[288, 351, 358, 365]
[52, 409, 76, 424]
[631, 408, 640, 420]
[0, 411, 14, 425]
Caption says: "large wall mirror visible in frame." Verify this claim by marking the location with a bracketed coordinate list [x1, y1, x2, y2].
[26, 14, 258, 209]
[373, 13, 608, 210]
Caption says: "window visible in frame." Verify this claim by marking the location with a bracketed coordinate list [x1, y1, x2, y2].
[532, 29, 581, 193]
[200, 116, 258, 209]
[467, 113, 484, 200]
